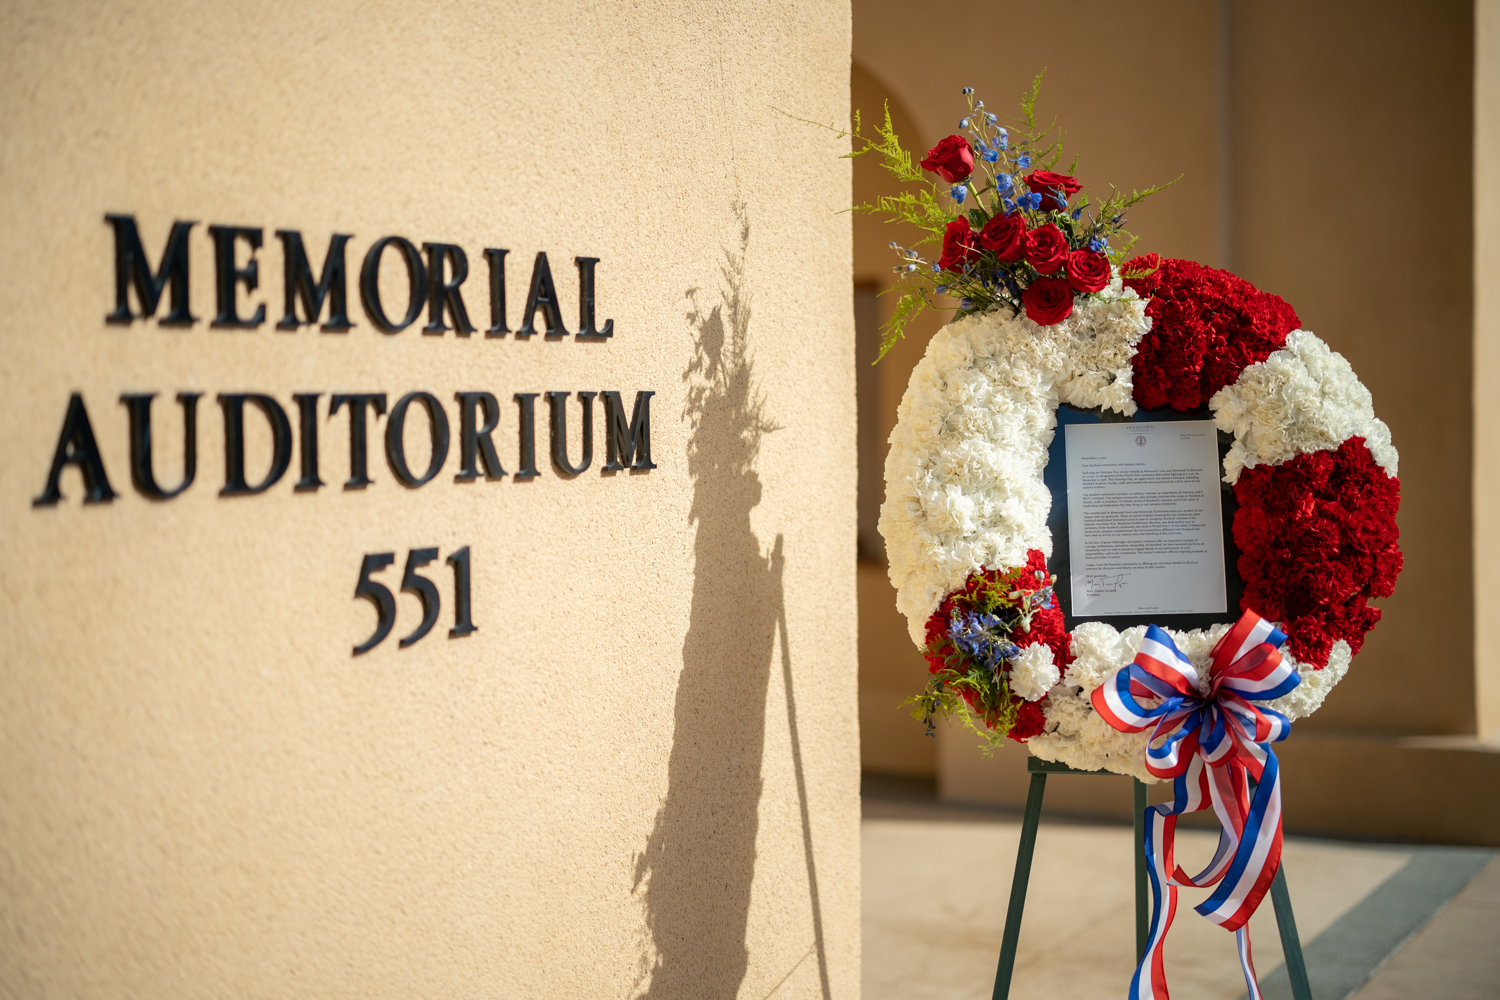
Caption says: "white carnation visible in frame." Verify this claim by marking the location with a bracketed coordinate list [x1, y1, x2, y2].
[1210, 330, 1399, 483]
[1009, 642, 1060, 702]
[1062, 621, 1143, 693]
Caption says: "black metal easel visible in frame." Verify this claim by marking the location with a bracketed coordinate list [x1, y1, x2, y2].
[990, 757, 1313, 1000]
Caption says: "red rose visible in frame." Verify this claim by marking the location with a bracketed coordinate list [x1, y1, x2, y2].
[977, 212, 1027, 262]
[1022, 276, 1074, 325]
[938, 217, 980, 273]
[920, 135, 974, 183]
[1065, 249, 1110, 293]
[1023, 224, 1068, 274]
[1024, 170, 1083, 211]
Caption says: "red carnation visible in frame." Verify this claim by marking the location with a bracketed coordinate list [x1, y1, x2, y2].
[1065, 249, 1111, 293]
[1008, 701, 1047, 741]
[1119, 252, 1162, 294]
[1024, 224, 1069, 274]
[921, 135, 974, 183]
[1124, 257, 1301, 411]
[1025, 170, 1083, 211]
[938, 217, 980, 274]
[977, 212, 1027, 262]
[1022, 276, 1074, 325]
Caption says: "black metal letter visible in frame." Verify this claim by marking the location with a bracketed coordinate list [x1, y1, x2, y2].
[329, 393, 387, 489]
[398, 547, 441, 647]
[359, 236, 427, 333]
[602, 390, 657, 471]
[105, 215, 196, 326]
[208, 225, 266, 328]
[547, 391, 595, 476]
[293, 392, 323, 491]
[454, 391, 505, 481]
[484, 248, 510, 336]
[353, 553, 397, 655]
[120, 392, 200, 499]
[422, 243, 476, 336]
[448, 546, 477, 638]
[385, 391, 451, 487]
[276, 231, 352, 331]
[517, 252, 568, 337]
[574, 257, 614, 339]
[218, 394, 292, 496]
[514, 392, 539, 479]
[33, 393, 117, 506]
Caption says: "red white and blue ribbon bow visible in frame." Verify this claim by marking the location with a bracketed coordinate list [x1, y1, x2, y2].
[1090, 609, 1300, 1000]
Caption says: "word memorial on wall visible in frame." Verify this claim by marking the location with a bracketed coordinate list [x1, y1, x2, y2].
[33, 214, 657, 654]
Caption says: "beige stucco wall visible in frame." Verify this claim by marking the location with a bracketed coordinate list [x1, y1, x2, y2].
[0, 2, 858, 997]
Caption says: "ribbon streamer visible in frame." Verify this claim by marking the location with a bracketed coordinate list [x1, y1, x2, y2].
[1091, 610, 1300, 1000]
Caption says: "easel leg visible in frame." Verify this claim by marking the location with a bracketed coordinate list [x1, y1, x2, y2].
[1133, 778, 1148, 962]
[992, 772, 1048, 1000]
[1269, 864, 1312, 1000]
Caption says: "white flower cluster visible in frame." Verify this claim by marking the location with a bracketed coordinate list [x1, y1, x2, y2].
[1267, 640, 1352, 721]
[880, 288, 1395, 778]
[879, 278, 1149, 645]
[1210, 330, 1399, 484]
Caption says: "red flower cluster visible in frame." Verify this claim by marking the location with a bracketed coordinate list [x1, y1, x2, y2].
[1233, 438, 1402, 666]
[922, 549, 1070, 741]
[1124, 255, 1301, 411]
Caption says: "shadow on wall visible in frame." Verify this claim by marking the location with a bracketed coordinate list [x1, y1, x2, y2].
[631, 206, 828, 999]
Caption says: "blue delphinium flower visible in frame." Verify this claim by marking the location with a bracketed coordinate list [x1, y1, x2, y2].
[995, 173, 1014, 193]
[1001, 197, 1017, 214]
[962, 87, 974, 95]
[935, 284, 949, 295]
[951, 184, 968, 204]
[888, 241, 899, 249]
[905, 263, 918, 273]
[1018, 191, 1043, 210]
[980, 146, 999, 163]
[986, 112, 999, 125]
[994, 127, 1009, 151]
[960, 297, 975, 310]
[949, 611, 1006, 671]
[959, 117, 970, 129]
[1071, 207, 1083, 220]
[1088, 236, 1106, 252]
[1017, 153, 1032, 169]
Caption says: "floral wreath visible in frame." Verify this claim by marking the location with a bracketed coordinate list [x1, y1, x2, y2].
[846, 79, 1403, 780]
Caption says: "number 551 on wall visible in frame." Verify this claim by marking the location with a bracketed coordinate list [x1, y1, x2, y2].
[353, 546, 475, 655]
